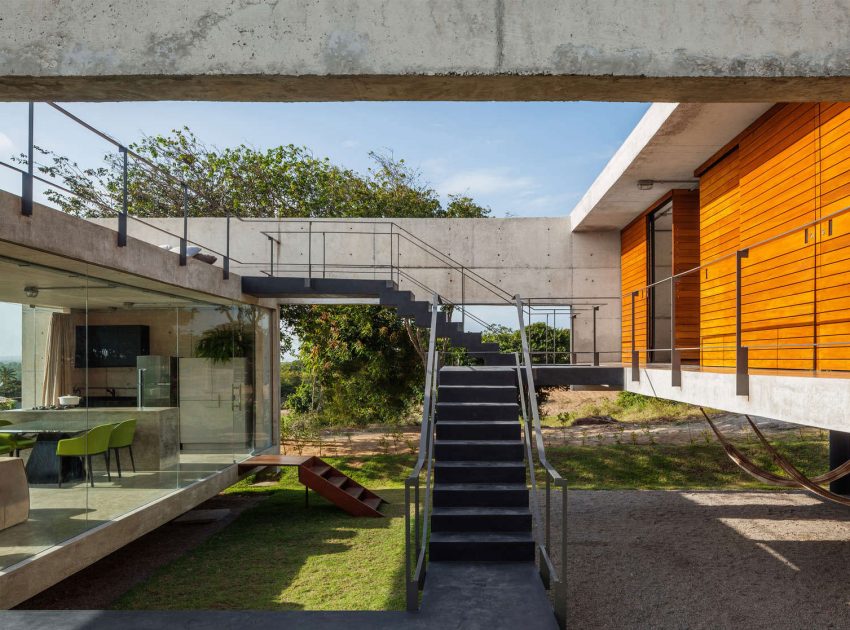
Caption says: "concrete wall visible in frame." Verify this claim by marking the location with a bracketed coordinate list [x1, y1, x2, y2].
[4, 1, 850, 102]
[122, 217, 623, 358]
[0, 191, 251, 306]
[626, 367, 850, 431]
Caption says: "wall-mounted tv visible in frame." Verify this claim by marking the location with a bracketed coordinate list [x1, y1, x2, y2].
[74, 325, 150, 368]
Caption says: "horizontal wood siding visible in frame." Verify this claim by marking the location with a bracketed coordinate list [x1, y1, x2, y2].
[698, 102, 850, 372]
[699, 149, 740, 368]
[816, 102, 850, 371]
[621, 215, 648, 363]
[672, 190, 701, 363]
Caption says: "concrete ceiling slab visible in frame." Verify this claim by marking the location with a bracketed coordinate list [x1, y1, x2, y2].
[570, 103, 774, 232]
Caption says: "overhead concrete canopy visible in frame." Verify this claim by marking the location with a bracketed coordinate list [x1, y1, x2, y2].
[569, 103, 774, 232]
[4, 1, 850, 101]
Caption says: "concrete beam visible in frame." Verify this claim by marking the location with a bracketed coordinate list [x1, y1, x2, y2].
[114, 216, 623, 357]
[5, 1, 850, 102]
[626, 366, 850, 431]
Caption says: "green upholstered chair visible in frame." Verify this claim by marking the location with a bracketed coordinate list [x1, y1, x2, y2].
[0, 419, 36, 457]
[108, 419, 137, 478]
[0, 442, 10, 456]
[56, 424, 114, 487]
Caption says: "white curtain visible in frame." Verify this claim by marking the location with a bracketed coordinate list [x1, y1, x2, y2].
[41, 313, 74, 406]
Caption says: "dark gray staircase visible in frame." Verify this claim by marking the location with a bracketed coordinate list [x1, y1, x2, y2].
[241, 276, 515, 365]
[429, 366, 534, 562]
[377, 288, 514, 366]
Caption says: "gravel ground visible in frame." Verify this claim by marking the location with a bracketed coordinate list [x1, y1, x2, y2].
[548, 490, 850, 629]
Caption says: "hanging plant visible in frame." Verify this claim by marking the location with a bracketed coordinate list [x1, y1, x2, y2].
[195, 321, 254, 362]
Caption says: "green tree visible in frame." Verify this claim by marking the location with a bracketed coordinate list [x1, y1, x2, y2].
[483, 322, 571, 363]
[31, 128, 491, 427]
[279, 361, 303, 407]
[0, 364, 21, 402]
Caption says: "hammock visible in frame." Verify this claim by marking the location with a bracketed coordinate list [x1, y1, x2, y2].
[744, 416, 850, 507]
[699, 408, 850, 506]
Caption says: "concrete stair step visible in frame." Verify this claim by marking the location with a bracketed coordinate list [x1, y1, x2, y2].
[436, 420, 521, 441]
[437, 402, 520, 421]
[434, 439, 524, 461]
[439, 367, 516, 387]
[428, 531, 535, 562]
[431, 506, 533, 533]
[434, 460, 526, 484]
[433, 482, 529, 507]
[438, 385, 518, 403]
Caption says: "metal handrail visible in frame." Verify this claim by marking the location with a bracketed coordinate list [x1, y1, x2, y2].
[624, 201, 850, 395]
[621, 201, 850, 297]
[248, 217, 514, 305]
[405, 294, 440, 611]
[515, 294, 567, 628]
[258, 219, 515, 308]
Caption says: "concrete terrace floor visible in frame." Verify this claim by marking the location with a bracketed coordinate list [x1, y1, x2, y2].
[0, 455, 238, 571]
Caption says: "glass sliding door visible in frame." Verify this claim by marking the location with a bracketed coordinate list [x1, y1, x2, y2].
[649, 202, 673, 363]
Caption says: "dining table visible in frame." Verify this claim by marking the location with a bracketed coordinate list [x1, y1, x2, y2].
[1, 418, 91, 484]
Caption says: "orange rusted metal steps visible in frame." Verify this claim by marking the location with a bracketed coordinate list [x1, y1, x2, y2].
[238, 454, 385, 517]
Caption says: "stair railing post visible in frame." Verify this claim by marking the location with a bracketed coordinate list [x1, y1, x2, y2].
[268, 234, 274, 277]
[556, 477, 568, 629]
[671, 277, 681, 387]
[736, 249, 749, 396]
[592, 306, 600, 366]
[223, 210, 230, 280]
[118, 145, 128, 247]
[404, 478, 416, 611]
[461, 267, 465, 332]
[631, 291, 640, 382]
[21, 102, 34, 216]
[179, 184, 188, 266]
[570, 313, 578, 364]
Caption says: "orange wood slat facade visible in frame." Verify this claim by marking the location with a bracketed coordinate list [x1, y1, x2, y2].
[620, 190, 700, 364]
[620, 213, 648, 363]
[672, 190, 701, 363]
[695, 102, 850, 371]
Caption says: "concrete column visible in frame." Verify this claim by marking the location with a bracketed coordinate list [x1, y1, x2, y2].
[829, 430, 850, 495]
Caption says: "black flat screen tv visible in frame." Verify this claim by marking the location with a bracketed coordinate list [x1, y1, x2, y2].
[75, 325, 150, 368]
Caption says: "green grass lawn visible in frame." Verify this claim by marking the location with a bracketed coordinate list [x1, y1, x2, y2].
[112, 436, 829, 611]
[113, 454, 414, 611]
[546, 438, 829, 490]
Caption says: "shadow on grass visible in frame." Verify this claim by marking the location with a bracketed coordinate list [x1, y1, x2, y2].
[545, 439, 829, 490]
[113, 460, 412, 611]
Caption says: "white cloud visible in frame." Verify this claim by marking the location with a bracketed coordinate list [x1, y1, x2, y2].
[0, 132, 14, 156]
[439, 168, 538, 197]
[340, 139, 359, 149]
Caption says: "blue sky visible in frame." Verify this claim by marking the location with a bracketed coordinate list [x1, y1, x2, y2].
[0, 101, 648, 218]
[0, 101, 649, 358]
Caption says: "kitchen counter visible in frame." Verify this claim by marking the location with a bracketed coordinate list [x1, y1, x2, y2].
[0, 407, 179, 472]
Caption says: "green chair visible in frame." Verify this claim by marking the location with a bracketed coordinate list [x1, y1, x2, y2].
[0, 442, 10, 457]
[0, 420, 36, 457]
[56, 424, 114, 488]
[108, 419, 137, 478]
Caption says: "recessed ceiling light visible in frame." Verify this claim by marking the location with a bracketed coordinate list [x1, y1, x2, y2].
[24, 286, 39, 298]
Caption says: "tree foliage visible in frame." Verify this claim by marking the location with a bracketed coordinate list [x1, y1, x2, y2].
[483, 322, 571, 363]
[30, 128, 491, 427]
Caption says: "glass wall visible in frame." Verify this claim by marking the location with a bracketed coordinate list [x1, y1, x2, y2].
[0, 251, 274, 571]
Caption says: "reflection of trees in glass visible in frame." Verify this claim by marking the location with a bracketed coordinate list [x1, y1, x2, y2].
[0, 363, 22, 404]
[193, 306, 256, 362]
